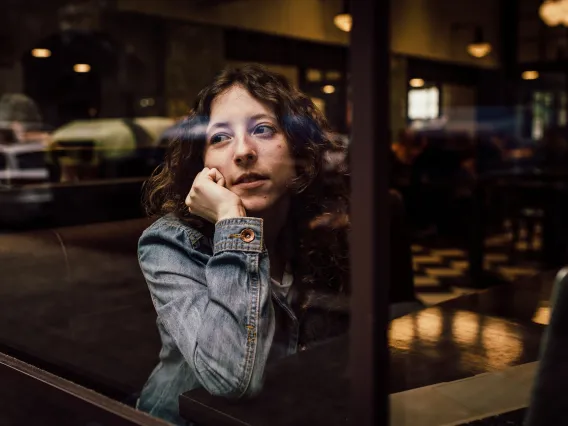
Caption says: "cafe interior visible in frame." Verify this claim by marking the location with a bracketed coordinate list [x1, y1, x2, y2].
[2, 0, 568, 424]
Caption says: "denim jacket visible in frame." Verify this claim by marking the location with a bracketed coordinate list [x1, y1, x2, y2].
[136, 214, 304, 425]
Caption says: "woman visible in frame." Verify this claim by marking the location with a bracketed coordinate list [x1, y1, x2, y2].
[138, 64, 350, 424]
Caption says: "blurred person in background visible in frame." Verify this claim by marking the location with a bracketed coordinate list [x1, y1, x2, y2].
[137, 64, 350, 424]
[389, 129, 432, 235]
[390, 128, 426, 190]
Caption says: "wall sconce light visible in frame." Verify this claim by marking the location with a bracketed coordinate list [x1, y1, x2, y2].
[334, 0, 352, 32]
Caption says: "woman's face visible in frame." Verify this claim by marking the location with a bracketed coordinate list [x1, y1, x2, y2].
[203, 85, 297, 215]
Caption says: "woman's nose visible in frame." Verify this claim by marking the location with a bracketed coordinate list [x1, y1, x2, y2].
[233, 135, 257, 165]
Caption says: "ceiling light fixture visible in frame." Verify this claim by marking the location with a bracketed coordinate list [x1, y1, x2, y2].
[540, 0, 568, 26]
[322, 85, 336, 94]
[31, 48, 51, 58]
[73, 63, 91, 73]
[334, 0, 352, 32]
[467, 27, 492, 58]
[409, 78, 425, 88]
[522, 70, 539, 80]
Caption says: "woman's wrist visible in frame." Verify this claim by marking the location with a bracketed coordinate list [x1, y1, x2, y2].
[217, 205, 247, 222]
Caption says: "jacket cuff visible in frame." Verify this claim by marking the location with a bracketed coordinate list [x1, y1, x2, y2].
[213, 217, 264, 254]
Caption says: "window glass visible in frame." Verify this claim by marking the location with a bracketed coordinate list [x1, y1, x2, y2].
[3, 1, 567, 425]
[1, 2, 353, 425]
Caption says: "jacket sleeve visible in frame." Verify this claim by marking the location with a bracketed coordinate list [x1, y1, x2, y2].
[138, 217, 275, 398]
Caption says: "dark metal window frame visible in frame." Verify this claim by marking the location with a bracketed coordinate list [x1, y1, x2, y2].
[349, 1, 391, 425]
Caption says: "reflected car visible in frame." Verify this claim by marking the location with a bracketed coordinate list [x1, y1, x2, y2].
[0, 140, 53, 224]
[46, 117, 175, 182]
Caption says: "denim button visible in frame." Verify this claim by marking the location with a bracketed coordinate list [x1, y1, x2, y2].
[240, 228, 255, 243]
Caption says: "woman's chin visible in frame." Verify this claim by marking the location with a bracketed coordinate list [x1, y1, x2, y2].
[241, 193, 290, 217]
[242, 192, 284, 214]
[242, 199, 271, 216]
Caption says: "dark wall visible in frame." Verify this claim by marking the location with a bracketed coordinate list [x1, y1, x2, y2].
[224, 28, 349, 133]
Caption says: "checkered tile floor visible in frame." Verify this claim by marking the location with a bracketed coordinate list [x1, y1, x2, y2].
[413, 224, 543, 306]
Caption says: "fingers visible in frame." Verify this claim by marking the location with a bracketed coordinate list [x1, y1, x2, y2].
[205, 167, 226, 186]
[185, 189, 194, 208]
[186, 167, 224, 209]
[212, 169, 225, 187]
[205, 168, 218, 180]
[184, 166, 244, 223]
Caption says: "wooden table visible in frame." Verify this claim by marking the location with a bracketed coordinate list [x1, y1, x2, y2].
[180, 274, 554, 426]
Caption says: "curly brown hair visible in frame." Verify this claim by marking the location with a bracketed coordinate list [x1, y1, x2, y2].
[143, 63, 350, 296]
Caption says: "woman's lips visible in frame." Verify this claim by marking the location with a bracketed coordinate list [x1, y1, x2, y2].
[233, 179, 268, 189]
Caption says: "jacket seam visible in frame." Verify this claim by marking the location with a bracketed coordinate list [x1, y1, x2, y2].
[238, 252, 261, 396]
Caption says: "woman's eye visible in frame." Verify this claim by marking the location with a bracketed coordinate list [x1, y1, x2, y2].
[253, 125, 276, 138]
[210, 133, 231, 144]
